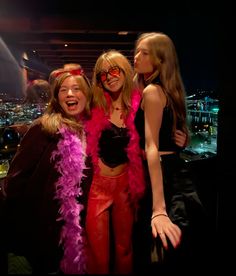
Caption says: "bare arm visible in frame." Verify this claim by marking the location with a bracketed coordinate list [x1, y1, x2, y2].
[143, 85, 165, 215]
[143, 84, 181, 249]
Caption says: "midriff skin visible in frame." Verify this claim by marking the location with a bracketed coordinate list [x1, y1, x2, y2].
[98, 151, 174, 176]
[98, 158, 128, 176]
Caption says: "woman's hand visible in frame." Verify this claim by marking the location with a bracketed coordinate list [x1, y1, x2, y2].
[151, 214, 182, 250]
[174, 129, 187, 148]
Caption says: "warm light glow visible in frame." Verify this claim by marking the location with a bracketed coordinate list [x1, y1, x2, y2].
[22, 51, 29, 60]
[118, 31, 128, 35]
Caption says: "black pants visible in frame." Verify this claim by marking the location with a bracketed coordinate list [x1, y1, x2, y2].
[133, 154, 208, 274]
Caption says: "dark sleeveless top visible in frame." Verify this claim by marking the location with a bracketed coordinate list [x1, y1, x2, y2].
[134, 78, 182, 152]
[135, 104, 181, 152]
[98, 122, 130, 168]
[134, 79, 205, 232]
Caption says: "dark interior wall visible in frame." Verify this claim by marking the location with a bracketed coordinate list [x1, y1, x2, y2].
[217, 5, 235, 271]
[0, 38, 25, 98]
[189, 4, 236, 271]
[6, 42, 51, 78]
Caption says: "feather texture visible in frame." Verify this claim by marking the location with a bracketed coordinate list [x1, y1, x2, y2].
[85, 89, 146, 209]
[51, 127, 87, 274]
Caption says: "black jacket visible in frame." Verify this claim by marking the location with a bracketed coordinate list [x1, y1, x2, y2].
[1, 122, 92, 273]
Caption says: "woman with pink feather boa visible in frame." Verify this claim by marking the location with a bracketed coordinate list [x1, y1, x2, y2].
[2, 68, 92, 274]
[85, 50, 146, 274]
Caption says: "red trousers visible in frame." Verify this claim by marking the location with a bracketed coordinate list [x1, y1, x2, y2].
[85, 171, 134, 274]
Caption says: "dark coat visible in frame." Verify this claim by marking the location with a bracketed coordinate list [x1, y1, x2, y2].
[1, 122, 92, 273]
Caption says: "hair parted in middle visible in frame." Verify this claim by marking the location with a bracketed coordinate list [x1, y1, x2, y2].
[134, 32, 188, 138]
[91, 50, 135, 116]
[41, 67, 92, 135]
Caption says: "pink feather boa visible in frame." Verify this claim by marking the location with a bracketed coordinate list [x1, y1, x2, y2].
[85, 89, 146, 208]
[51, 127, 87, 274]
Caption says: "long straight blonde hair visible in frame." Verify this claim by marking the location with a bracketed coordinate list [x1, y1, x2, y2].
[91, 50, 135, 117]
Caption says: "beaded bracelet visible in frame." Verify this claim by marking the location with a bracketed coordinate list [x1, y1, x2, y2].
[151, 213, 168, 220]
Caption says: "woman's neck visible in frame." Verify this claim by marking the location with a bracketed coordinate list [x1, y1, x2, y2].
[109, 92, 123, 110]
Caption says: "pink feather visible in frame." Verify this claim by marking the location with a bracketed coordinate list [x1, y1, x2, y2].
[51, 127, 87, 274]
[85, 89, 146, 209]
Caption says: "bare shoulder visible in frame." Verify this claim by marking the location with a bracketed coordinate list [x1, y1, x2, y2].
[143, 84, 166, 107]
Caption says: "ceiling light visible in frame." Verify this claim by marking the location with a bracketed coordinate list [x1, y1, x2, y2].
[118, 31, 128, 35]
[22, 51, 29, 60]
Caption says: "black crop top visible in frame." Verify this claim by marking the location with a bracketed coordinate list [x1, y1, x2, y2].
[134, 104, 181, 152]
[98, 122, 130, 168]
[135, 76, 183, 152]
